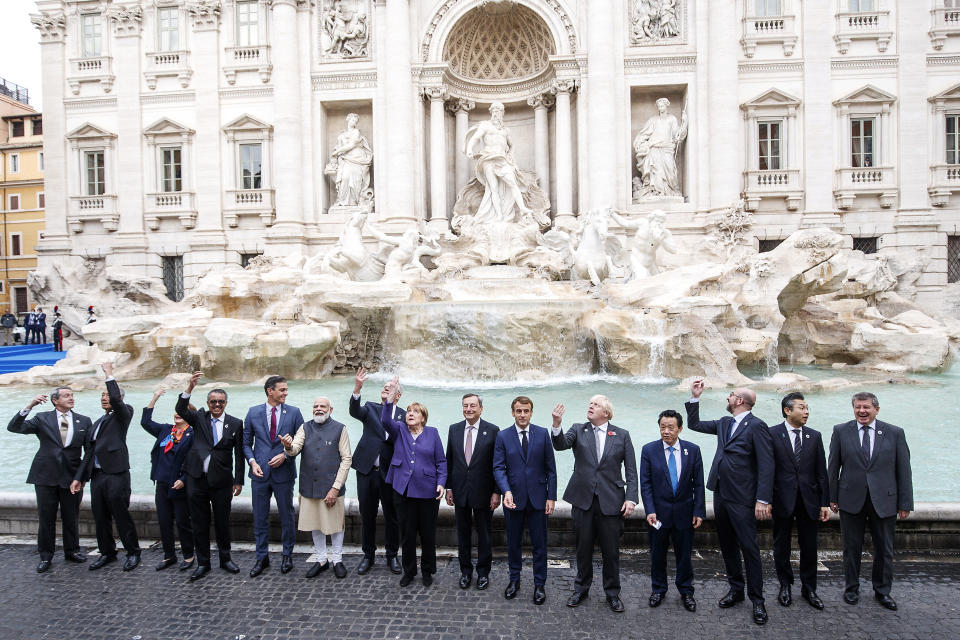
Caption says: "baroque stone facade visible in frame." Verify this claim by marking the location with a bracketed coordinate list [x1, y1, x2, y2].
[30, 0, 960, 302]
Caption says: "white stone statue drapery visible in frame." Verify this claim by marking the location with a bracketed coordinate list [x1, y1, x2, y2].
[631, 0, 680, 43]
[633, 97, 687, 201]
[321, 0, 369, 58]
[325, 113, 374, 209]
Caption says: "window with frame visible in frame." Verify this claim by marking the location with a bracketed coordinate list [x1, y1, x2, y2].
[161, 147, 183, 192]
[162, 255, 184, 302]
[14, 287, 27, 314]
[9, 153, 19, 173]
[158, 7, 180, 51]
[853, 236, 878, 254]
[755, 0, 781, 17]
[32, 118, 42, 135]
[758, 121, 782, 170]
[10, 233, 22, 256]
[38, 152, 43, 171]
[240, 252, 262, 268]
[81, 14, 103, 58]
[851, 118, 875, 168]
[240, 143, 262, 189]
[37, 193, 45, 209]
[948, 114, 960, 165]
[949, 236, 960, 283]
[11, 120, 24, 137]
[848, 0, 875, 11]
[84, 150, 106, 195]
[236, 1, 259, 46]
[8, 194, 20, 211]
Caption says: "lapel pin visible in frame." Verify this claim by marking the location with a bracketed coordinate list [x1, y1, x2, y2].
[683, 448, 688, 455]
[607, 431, 615, 437]
[805, 434, 810, 439]
[877, 430, 883, 435]
[482, 431, 487, 436]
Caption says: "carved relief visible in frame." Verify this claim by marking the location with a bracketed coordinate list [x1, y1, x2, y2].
[320, 0, 369, 59]
[31, 12, 67, 42]
[106, 4, 143, 36]
[186, 0, 221, 30]
[631, 0, 681, 44]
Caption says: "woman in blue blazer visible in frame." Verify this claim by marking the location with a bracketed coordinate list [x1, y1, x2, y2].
[141, 388, 195, 571]
[377, 375, 447, 587]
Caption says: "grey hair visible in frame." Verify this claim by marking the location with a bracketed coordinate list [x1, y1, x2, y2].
[851, 392, 879, 409]
[207, 388, 229, 402]
[51, 386, 71, 401]
[462, 393, 483, 408]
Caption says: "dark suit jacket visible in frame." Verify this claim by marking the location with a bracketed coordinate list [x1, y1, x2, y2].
[140, 407, 193, 486]
[552, 422, 639, 516]
[828, 419, 913, 519]
[770, 422, 829, 520]
[685, 402, 774, 506]
[77, 379, 134, 480]
[639, 438, 706, 529]
[242, 403, 304, 483]
[446, 418, 500, 509]
[176, 394, 245, 490]
[8, 408, 92, 487]
[493, 424, 557, 511]
[349, 395, 403, 475]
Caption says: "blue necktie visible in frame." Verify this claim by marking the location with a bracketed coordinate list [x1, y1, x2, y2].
[211, 417, 220, 446]
[667, 446, 679, 494]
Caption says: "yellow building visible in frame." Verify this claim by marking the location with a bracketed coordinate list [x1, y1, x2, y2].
[0, 81, 44, 316]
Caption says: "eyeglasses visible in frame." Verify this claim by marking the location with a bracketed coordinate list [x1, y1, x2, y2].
[208, 399, 226, 405]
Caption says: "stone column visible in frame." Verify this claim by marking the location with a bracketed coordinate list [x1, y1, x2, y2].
[527, 93, 553, 201]
[424, 86, 448, 231]
[585, 0, 618, 208]
[31, 12, 71, 260]
[266, 0, 305, 248]
[552, 80, 577, 227]
[448, 97, 475, 195]
[381, 0, 417, 222]
[707, 0, 739, 210]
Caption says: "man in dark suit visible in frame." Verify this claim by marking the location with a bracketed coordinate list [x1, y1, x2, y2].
[551, 395, 638, 612]
[243, 376, 304, 577]
[639, 409, 705, 613]
[445, 393, 501, 591]
[176, 371, 245, 581]
[686, 379, 774, 625]
[828, 391, 913, 611]
[8, 386, 92, 572]
[71, 362, 141, 571]
[349, 367, 404, 575]
[771, 392, 830, 610]
[493, 396, 557, 606]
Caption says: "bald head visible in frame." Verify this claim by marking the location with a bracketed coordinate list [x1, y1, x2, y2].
[735, 388, 756, 407]
[726, 387, 756, 416]
[312, 397, 332, 423]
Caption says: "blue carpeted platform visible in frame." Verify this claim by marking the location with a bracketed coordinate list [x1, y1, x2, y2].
[0, 344, 67, 374]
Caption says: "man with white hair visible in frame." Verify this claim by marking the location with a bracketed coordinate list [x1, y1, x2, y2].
[551, 395, 639, 613]
[281, 397, 351, 579]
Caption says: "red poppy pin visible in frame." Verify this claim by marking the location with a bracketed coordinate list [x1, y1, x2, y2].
[607, 431, 615, 436]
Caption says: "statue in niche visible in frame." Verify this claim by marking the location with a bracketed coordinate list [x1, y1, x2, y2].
[321, 0, 369, 58]
[633, 97, 687, 201]
[610, 209, 678, 281]
[631, 0, 680, 43]
[324, 113, 374, 209]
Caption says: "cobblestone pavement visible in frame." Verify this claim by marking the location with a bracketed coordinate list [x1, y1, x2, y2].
[2, 541, 959, 640]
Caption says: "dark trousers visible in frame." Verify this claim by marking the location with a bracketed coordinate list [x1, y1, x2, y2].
[37, 327, 46, 344]
[187, 474, 234, 566]
[839, 491, 896, 596]
[773, 496, 819, 590]
[455, 504, 493, 578]
[714, 492, 764, 604]
[394, 491, 439, 577]
[649, 524, 695, 595]
[53, 328, 62, 351]
[35, 484, 82, 561]
[155, 481, 193, 560]
[90, 470, 140, 557]
[357, 467, 399, 559]
[504, 503, 548, 586]
[251, 478, 296, 559]
[572, 496, 624, 598]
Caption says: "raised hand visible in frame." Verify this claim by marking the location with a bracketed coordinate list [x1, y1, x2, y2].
[551, 403, 565, 428]
[353, 367, 368, 394]
[27, 394, 48, 410]
[186, 371, 203, 394]
[101, 361, 114, 377]
[691, 378, 705, 398]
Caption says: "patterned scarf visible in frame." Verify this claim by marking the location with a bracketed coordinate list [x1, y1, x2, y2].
[161, 425, 189, 453]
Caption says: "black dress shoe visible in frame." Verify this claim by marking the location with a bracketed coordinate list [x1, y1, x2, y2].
[682, 594, 697, 612]
[89, 554, 116, 570]
[220, 558, 240, 574]
[778, 584, 792, 607]
[875, 592, 898, 611]
[718, 589, 745, 608]
[387, 557, 402, 575]
[422, 573, 433, 587]
[567, 591, 588, 607]
[249, 557, 269, 577]
[280, 555, 293, 574]
[189, 564, 211, 581]
[333, 562, 347, 579]
[123, 553, 141, 572]
[648, 592, 665, 608]
[504, 581, 520, 599]
[37, 560, 51, 573]
[306, 560, 329, 578]
[459, 574, 472, 589]
[533, 585, 546, 605]
[476, 576, 489, 590]
[155, 557, 177, 571]
[802, 587, 824, 610]
[64, 552, 86, 563]
[179, 558, 195, 571]
[843, 591, 859, 605]
[399, 573, 414, 587]
[356, 557, 373, 575]
[607, 596, 624, 613]
[753, 602, 768, 625]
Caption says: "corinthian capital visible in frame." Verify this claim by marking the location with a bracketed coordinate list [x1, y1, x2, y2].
[421, 86, 448, 102]
[31, 12, 67, 43]
[187, 0, 222, 30]
[106, 5, 143, 37]
[527, 93, 555, 110]
[551, 79, 578, 95]
[445, 97, 476, 116]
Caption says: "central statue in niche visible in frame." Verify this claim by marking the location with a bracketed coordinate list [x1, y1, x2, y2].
[448, 102, 551, 267]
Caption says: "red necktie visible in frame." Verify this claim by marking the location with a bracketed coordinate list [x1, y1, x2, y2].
[270, 406, 278, 441]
